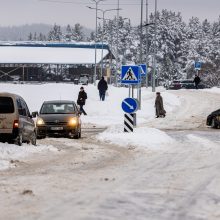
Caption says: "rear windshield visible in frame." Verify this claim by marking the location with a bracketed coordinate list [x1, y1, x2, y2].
[40, 103, 76, 114]
[0, 97, 15, 113]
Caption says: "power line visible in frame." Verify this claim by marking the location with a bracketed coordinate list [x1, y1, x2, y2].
[38, 0, 141, 5]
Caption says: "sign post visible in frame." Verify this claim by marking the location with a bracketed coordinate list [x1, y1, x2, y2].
[194, 61, 202, 76]
[121, 98, 139, 132]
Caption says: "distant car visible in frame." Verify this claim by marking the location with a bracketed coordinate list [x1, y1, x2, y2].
[179, 79, 195, 89]
[36, 100, 81, 139]
[167, 80, 182, 90]
[180, 79, 207, 89]
[206, 109, 220, 128]
[0, 92, 37, 146]
[79, 75, 89, 85]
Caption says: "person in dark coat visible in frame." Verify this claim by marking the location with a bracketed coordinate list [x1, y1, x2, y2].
[193, 74, 201, 89]
[77, 87, 87, 115]
[97, 76, 108, 101]
[155, 92, 166, 118]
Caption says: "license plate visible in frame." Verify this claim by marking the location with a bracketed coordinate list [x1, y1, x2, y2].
[51, 127, 63, 131]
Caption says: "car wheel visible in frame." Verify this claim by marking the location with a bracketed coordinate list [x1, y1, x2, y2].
[211, 118, 217, 128]
[31, 132, 37, 146]
[15, 133, 23, 146]
[73, 129, 81, 139]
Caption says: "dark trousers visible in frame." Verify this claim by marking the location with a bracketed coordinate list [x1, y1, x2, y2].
[99, 90, 106, 101]
[79, 105, 87, 115]
[195, 83, 199, 89]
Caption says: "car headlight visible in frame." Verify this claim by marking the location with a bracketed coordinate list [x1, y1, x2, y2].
[36, 117, 45, 126]
[68, 117, 78, 126]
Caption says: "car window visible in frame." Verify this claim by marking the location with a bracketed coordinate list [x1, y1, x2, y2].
[16, 99, 24, 115]
[0, 97, 14, 113]
[17, 98, 28, 116]
[21, 99, 31, 117]
[40, 103, 76, 114]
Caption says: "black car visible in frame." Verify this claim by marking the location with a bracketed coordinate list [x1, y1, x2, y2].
[36, 100, 81, 139]
[206, 109, 220, 128]
[180, 79, 207, 89]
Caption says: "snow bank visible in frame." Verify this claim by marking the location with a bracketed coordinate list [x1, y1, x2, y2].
[0, 142, 58, 170]
[97, 125, 174, 150]
[203, 87, 220, 94]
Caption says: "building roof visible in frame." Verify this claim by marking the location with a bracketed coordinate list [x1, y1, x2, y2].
[0, 41, 113, 65]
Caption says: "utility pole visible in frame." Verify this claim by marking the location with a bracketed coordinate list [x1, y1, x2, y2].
[152, 0, 157, 92]
[89, 0, 105, 85]
[138, 0, 144, 109]
[115, 0, 119, 86]
[145, 0, 149, 88]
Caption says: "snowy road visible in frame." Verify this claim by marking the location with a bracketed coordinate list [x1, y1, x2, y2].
[0, 89, 220, 220]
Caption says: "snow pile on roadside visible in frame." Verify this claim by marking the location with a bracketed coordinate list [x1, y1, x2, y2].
[0, 143, 58, 170]
[97, 125, 174, 150]
[203, 87, 220, 94]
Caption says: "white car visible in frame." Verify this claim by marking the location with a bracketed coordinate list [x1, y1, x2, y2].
[79, 76, 89, 85]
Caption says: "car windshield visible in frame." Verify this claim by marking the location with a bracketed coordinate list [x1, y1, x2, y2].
[0, 97, 14, 113]
[40, 103, 76, 114]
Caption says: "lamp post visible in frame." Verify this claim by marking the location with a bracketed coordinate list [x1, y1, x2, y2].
[88, 0, 105, 85]
[99, 8, 121, 77]
[152, 0, 157, 92]
[87, 6, 120, 78]
[115, 0, 120, 86]
[145, 0, 149, 88]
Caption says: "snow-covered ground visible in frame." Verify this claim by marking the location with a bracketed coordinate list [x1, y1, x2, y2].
[1, 83, 220, 220]
[0, 82, 181, 170]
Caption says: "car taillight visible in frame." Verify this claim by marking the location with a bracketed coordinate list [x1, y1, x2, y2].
[13, 120, 19, 128]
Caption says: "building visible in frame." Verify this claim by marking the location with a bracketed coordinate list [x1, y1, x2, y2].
[0, 41, 115, 83]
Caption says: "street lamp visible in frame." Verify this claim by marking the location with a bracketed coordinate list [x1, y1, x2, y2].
[88, 7, 121, 78]
[152, 0, 157, 92]
[87, 0, 105, 86]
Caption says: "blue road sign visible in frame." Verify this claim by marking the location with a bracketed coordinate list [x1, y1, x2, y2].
[121, 98, 139, 113]
[121, 65, 140, 84]
[139, 64, 147, 75]
[195, 61, 202, 70]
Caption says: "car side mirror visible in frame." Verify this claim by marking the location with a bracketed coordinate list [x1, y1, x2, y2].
[32, 111, 38, 118]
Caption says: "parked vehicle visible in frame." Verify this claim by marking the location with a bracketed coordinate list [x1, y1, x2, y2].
[167, 80, 182, 90]
[79, 75, 89, 85]
[36, 100, 81, 139]
[0, 92, 36, 145]
[206, 109, 220, 128]
[167, 79, 208, 90]
[180, 79, 195, 89]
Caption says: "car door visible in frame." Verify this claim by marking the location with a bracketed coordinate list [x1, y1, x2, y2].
[20, 98, 35, 138]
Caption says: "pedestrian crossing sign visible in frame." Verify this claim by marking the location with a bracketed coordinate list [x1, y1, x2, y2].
[121, 65, 140, 84]
[139, 64, 147, 75]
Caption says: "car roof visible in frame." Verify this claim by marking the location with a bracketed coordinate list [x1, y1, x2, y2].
[43, 100, 76, 104]
[0, 92, 23, 99]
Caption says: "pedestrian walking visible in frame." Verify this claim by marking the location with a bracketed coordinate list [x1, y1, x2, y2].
[193, 74, 201, 89]
[77, 87, 87, 115]
[97, 76, 108, 101]
[155, 92, 166, 118]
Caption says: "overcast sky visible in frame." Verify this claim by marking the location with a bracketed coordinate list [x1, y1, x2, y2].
[0, 0, 219, 28]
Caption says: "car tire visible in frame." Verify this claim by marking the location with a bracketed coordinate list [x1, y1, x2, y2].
[31, 132, 37, 146]
[73, 129, 81, 139]
[211, 118, 217, 128]
[15, 132, 23, 146]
